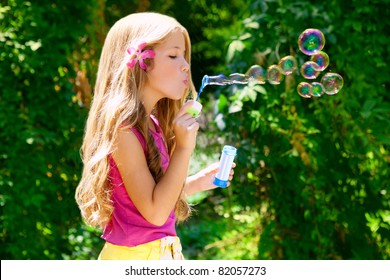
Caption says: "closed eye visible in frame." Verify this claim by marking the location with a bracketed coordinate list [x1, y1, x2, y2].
[169, 55, 177, 59]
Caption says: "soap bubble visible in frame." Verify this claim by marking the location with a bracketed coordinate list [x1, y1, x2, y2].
[310, 82, 324, 97]
[198, 28, 343, 101]
[310, 51, 329, 71]
[321, 73, 344, 95]
[246, 65, 267, 84]
[297, 82, 312, 98]
[300, 61, 320, 79]
[267, 65, 283, 85]
[229, 73, 248, 84]
[278, 55, 297, 75]
[298, 28, 325, 55]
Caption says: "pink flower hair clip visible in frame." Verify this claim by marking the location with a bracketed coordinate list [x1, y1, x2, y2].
[126, 42, 155, 71]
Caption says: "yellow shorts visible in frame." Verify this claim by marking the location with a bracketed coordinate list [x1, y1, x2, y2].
[98, 236, 184, 260]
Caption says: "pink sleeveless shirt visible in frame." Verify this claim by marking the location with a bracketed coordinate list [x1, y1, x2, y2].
[101, 116, 177, 247]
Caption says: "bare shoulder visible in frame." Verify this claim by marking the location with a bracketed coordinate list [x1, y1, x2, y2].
[112, 129, 147, 171]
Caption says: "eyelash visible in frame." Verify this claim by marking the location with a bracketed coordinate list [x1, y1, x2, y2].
[169, 55, 177, 59]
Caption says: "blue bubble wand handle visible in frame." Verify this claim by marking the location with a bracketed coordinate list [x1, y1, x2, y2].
[213, 145, 237, 188]
[196, 75, 209, 101]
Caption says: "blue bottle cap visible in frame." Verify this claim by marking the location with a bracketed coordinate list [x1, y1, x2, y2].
[213, 177, 228, 188]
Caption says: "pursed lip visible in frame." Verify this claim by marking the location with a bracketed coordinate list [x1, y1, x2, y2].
[183, 78, 188, 87]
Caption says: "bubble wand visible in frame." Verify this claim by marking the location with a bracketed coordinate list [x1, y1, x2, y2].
[187, 74, 237, 117]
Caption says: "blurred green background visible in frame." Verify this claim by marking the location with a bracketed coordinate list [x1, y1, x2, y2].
[1, 0, 389, 260]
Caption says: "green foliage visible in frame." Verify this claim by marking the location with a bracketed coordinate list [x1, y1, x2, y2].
[178, 203, 260, 260]
[0, 0, 99, 259]
[193, 0, 389, 259]
[1, 0, 388, 260]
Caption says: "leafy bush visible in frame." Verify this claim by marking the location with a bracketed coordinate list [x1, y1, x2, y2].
[0, 0, 98, 259]
[1, 0, 388, 260]
[191, 0, 389, 259]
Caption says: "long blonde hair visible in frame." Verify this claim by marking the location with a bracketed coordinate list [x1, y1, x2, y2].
[75, 12, 196, 229]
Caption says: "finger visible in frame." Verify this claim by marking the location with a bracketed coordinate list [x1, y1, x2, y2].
[175, 112, 194, 123]
[202, 162, 220, 176]
[176, 100, 197, 118]
[174, 114, 197, 131]
[187, 121, 199, 132]
[177, 116, 197, 130]
[209, 162, 220, 172]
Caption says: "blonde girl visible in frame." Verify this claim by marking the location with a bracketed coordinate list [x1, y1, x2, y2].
[75, 12, 234, 260]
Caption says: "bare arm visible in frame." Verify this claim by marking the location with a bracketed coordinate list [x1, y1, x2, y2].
[184, 162, 236, 197]
[113, 102, 199, 226]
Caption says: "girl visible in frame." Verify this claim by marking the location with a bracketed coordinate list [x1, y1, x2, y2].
[75, 12, 234, 260]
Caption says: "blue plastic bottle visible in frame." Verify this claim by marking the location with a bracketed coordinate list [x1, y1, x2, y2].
[213, 145, 237, 188]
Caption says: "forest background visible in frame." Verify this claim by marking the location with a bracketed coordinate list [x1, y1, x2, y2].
[1, 0, 389, 260]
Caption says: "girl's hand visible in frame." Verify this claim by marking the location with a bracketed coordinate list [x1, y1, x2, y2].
[185, 162, 236, 196]
[173, 100, 199, 151]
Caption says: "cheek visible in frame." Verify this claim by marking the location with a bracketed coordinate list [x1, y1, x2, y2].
[159, 65, 179, 82]
[163, 61, 177, 73]
[147, 59, 181, 86]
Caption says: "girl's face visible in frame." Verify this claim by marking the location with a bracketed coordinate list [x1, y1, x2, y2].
[143, 30, 190, 103]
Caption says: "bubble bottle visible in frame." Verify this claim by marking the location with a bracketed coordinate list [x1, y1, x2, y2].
[213, 145, 237, 188]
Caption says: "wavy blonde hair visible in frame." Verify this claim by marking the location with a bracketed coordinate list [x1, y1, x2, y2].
[75, 12, 196, 229]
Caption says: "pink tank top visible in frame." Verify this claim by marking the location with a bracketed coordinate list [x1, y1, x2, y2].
[101, 116, 177, 247]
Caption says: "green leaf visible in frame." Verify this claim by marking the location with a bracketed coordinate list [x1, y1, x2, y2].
[226, 40, 245, 62]
[217, 94, 228, 112]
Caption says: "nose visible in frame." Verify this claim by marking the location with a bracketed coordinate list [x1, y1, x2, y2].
[181, 60, 189, 72]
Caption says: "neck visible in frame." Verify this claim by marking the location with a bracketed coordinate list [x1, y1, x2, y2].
[143, 101, 155, 115]
[141, 89, 162, 115]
